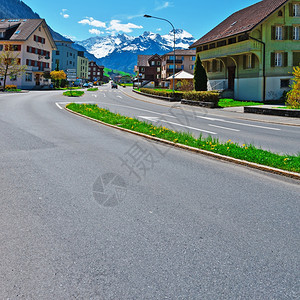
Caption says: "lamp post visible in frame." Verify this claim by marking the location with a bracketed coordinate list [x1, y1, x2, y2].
[144, 14, 176, 93]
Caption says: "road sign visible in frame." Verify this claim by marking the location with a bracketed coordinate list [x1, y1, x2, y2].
[67, 69, 77, 81]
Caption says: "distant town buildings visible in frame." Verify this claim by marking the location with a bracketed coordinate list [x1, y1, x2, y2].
[77, 51, 89, 82]
[88, 61, 104, 82]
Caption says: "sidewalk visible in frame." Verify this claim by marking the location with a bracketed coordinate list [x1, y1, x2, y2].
[120, 88, 300, 127]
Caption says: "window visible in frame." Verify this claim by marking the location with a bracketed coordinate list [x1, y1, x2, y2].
[181, 56, 184, 61]
[151, 61, 155, 66]
[0, 32, 4, 38]
[189, 65, 194, 70]
[157, 67, 161, 72]
[181, 65, 184, 70]
[243, 54, 255, 69]
[293, 26, 300, 40]
[292, 3, 300, 17]
[280, 79, 290, 88]
[25, 72, 32, 82]
[10, 75, 17, 81]
[0, 45, 3, 51]
[169, 56, 175, 60]
[140, 67, 145, 72]
[275, 26, 283, 40]
[293, 52, 300, 66]
[56, 50, 60, 55]
[278, 10, 283, 17]
[275, 52, 283, 66]
[157, 61, 161, 66]
[156, 74, 160, 79]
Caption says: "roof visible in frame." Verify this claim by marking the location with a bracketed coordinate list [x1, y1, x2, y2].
[0, 19, 56, 48]
[167, 70, 194, 80]
[190, 0, 288, 48]
[163, 49, 196, 56]
[137, 54, 161, 66]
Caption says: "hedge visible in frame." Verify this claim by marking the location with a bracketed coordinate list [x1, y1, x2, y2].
[140, 88, 220, 105]
[140, 88, 183, 100]
[183, 91, 220, 105]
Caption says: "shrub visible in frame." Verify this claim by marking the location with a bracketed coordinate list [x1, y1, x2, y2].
[5, 84, 17, 90]
[63, 90, 84, 97]
[177, 80, 194, 91]
[286, 66, 300, 109]
[140, 88, 183, 99]
[194, 54, 207, 91]
[183, 91, 220, 106]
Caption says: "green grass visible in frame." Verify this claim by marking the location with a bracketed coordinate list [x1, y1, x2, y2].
[219, 98, 263, 107]
[103, 67, 133, 78]
[66, 103, 300, 173]
[122, 83, 133, 86]
[5, 89, 22, 92]
[274, 106, 300, 110]
[63, 91, 84, 97]
[87, 87, 98, 91]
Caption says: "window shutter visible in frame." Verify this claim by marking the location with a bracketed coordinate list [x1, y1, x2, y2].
[293, 52, 300, 66]
[271, 52, 275, 67]
[27, 46, 30, 52]
[284, 26, 289, 40]
[252, 54, 256, 68]
[242, 55, 246, 69]
[289, 3, 293, 17]
[283, 52, 288, 67]
[271, 26, 275, 40]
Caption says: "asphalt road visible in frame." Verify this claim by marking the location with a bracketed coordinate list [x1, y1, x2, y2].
[0, 89, 299, 299]
[56, 84, 300, 155]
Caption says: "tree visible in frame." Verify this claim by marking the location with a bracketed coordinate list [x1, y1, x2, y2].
[286, 66, 300, 109]
[0, 44, 27, 90]
[193, 54, 207, 91]
[50, 70, 66, 88]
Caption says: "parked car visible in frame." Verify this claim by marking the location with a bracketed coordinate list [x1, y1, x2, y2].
[82, 83, 89, 88]
[111, 83, 118, 89]
[88, 82, 93, 87]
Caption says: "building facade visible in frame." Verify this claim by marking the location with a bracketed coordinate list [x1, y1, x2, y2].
[136, 54, 162, 87]
[88, 61, 104, 82]
[161, 49, 196, 87]
[190, 0, 300, 101]
[52, 40, 78, 74]
[77, 51, 89, 82]
[0, 19, 56, 89]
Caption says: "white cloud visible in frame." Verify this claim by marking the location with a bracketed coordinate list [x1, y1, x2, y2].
[127, 13, 144, 20]
[156, 28, 162, 31]
[155, 1, 173, 10]
[106, 20, 143, 33]
[78, 17, 106, 28]
[60, 9, 70, 18]
[89, 29, 103, 35]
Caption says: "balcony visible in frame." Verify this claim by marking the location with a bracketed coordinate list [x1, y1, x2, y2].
[166, 68, 182, 73]
[166, 59, 182, 64]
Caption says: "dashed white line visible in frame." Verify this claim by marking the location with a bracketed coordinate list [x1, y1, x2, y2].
[209, 124, 240, 132]
[117, 95, 122, 98]
[197, 116, 281, 131]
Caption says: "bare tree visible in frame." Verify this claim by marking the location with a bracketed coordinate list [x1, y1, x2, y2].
[0, 44, 27, 90]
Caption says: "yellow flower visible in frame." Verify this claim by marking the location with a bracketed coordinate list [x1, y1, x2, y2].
[242, 144, 245, 147]
[227, 139, 231, 143]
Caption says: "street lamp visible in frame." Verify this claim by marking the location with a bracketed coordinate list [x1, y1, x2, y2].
[144, 14, 176, 93]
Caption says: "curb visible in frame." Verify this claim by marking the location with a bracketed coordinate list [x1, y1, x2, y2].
[244, 106, 300, 118]
[64, 106, 300, 181]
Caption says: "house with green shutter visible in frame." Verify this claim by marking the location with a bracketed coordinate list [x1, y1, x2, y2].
[190, 0, 300, 101]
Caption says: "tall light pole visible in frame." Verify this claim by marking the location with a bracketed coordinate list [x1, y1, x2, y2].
[144, 15, 176, 93]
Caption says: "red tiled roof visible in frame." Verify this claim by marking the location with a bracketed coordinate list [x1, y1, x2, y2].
[190, 0, 288, 48]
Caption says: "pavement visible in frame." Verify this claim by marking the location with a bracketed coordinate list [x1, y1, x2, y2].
[121, 88, 300, 127]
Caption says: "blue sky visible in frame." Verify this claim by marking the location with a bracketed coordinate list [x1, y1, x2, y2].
[23, 0, 259, 41]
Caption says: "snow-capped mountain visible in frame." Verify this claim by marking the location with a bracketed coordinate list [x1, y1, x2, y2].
[75, 30, 195, 74]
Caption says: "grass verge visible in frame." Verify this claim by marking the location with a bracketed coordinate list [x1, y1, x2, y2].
[63, 91, 84, 97]
[219, 99, 263, 107]
[87, 87, 98, 91]
[66, 103, 300, 173]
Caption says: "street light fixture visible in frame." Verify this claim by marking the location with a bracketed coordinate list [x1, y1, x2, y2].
[143, 14, 176, 93]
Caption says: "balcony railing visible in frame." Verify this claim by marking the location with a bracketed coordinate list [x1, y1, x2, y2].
[166, 59, 182, 64]
[166, 68, 182, 73]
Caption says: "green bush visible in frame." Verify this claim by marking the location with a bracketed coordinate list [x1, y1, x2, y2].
[63, 90, 84, 97]
[140, 88, 183, 99]
[183, 91, 220, 106]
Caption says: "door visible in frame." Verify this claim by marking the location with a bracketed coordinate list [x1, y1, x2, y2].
[227, 66, 236, 90]
[35, 74, 40, 86]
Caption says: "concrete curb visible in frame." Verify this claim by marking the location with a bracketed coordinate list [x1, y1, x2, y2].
[244, 106, 300, 118]
[64, 106, 300, 181]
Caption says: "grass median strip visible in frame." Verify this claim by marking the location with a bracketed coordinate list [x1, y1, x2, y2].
[66, 103, 300, 173]
[63, 91, 84, 97]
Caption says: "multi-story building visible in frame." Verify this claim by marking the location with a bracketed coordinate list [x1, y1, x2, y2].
[190, 0, 300, 101]
[0, 19, 56, 89]
[52, 39, 77, 74]
[88, 61, 104, 82]
[77, 51, 89, 82]
[161, 49, 196, 87]
[136, 54, 162, 87]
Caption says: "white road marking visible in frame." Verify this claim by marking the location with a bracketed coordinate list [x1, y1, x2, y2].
[159, 119, 217, 135]
[197, 116, 281, 131]
[117, 95, 122, 98]
[209, 124, 240, 132]
[138, 116, 160, 122]
[55, 102, 63, 110]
